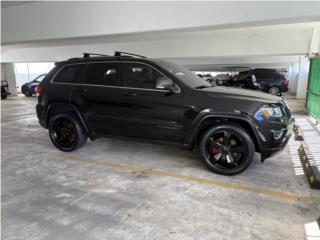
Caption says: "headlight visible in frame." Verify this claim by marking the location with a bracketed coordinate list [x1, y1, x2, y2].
[255, 105, 283, 120]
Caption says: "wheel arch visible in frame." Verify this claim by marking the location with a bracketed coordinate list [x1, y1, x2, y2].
[45, 103, 91, 137]
[187, 115, 261, 153]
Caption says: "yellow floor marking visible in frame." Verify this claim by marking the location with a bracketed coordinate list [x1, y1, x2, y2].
[60, 154, 313, 203]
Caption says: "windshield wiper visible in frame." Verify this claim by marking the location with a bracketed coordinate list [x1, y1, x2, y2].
[195, 85, 212, 89]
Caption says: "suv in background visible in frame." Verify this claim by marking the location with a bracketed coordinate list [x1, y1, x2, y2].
[223, 73, 261, 90]
[238, 69, 289, 95]
[36, 52, 294, 175]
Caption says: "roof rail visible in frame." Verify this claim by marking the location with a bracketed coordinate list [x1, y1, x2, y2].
[82, 53, 109, 58]
[114, 51, 146, 58]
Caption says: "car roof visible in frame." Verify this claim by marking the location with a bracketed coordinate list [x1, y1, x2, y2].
[57, 52, 157, 66]
[58, 56, 160, 66]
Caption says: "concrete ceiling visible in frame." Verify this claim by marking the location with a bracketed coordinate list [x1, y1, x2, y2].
[169, 55, 302, 71]
[2, 1, 320, 44]
[1, 1, 37, 8]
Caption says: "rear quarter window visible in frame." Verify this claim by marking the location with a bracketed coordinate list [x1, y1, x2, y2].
[53, 65, 82, 83]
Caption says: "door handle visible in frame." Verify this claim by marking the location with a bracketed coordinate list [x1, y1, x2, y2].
[121, 91, 137, 97]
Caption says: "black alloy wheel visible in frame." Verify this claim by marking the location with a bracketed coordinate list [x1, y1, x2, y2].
[49, 113, 87, 152]
[199, 124, 254, 175]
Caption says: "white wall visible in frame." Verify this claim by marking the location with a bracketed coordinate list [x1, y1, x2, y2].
[2, 2, 320, 44]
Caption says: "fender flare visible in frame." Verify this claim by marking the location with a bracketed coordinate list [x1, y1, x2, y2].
[45, 102, 90, 135]
[184, 112, 264, 151]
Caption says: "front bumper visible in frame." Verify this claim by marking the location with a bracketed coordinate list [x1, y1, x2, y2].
[257, 116, 294, 161]
[260, 131, 292, 160]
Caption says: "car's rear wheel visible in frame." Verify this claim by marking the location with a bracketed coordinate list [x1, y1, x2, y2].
[268, 86, 280, 95]
[199, 124, 254, 175]
[49, 113, 87, 152]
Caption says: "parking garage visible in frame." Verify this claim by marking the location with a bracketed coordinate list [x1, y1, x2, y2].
[1, 2, 320, 240]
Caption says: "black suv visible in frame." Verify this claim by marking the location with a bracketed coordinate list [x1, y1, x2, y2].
[221, 73, 261, 90]
[36, 52, 294, 175]
[238, 69, 289, 95]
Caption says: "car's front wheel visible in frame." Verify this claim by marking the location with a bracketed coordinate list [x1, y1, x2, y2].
[49, 113, 87, 152]
[199, 124, 254, 175]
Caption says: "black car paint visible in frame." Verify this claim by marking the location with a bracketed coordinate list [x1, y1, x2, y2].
[36, 57, 294, 161]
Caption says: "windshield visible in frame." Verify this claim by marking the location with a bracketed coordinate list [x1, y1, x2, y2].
[155, 60, 211, 88]
[34, 74, 46, 83]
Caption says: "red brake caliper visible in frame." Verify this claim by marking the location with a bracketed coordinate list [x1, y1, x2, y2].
[211, 139, 219, 155]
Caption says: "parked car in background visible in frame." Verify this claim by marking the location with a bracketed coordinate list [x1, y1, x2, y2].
[1, 80, 10, 99]
[202, 74, 214, 83]
[21, 74, 46, 97]
[225, 73, 261, 90]
[197, 74, 214, 84]
[238, 69, 289, 95]
[36, 52, 294, 176]
[213, 74, 232, 86]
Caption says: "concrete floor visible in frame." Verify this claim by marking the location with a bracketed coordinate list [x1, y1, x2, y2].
[2, 96, 320, 240]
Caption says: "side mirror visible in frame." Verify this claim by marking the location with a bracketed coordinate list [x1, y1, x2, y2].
[156, 77, 175, 91]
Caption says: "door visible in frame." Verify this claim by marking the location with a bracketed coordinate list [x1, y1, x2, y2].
[71, 62, 123, 135]
[117, 62, 184, 142]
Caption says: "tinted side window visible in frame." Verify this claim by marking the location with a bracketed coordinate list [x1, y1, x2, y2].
[85, 63, 119, 86]
[124, 63, 164, 89]
[54, 65, 81, 83]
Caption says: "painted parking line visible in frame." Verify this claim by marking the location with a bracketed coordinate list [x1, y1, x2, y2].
[60, 154, 314, 203]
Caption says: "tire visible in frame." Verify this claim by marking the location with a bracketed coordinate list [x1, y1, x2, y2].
[24, 88, 32, 97]
[199, 124, 254, 175]
[268, 87, 280, 96]
[48, 113, 87, 152]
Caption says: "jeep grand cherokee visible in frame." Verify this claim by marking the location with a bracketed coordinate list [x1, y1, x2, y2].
[36, 52, 294, 175]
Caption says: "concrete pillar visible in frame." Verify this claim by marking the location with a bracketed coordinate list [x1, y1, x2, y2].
[287, 65, 293, 93]
[1, 63, 17, 96]
[296, 56, 310, 99]
[289, 62, 300, 94]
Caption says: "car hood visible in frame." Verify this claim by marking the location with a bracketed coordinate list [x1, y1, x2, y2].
[201, 86, 281, 103]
